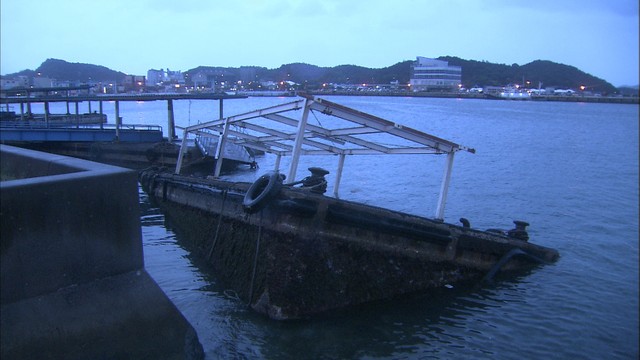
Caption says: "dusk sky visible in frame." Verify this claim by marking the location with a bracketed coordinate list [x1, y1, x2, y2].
[1, 0, 638, 86]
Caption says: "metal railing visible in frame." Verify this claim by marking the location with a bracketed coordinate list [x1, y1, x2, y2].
[0, 120, 162, 132]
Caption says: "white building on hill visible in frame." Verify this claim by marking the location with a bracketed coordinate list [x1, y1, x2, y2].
[410, 57, 461, 92]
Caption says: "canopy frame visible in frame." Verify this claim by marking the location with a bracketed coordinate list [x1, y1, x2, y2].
[176, 94, 475, 219]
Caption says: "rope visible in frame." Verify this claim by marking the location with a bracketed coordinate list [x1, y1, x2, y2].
[310, 109, 338, 146]
[207, 189, 228, 261]
[310, 109, 325, 128]
[248, 210, 263, 305]
[223, 289, 241, 301]
[283, 176, 327, 190]
[188, 99, 192, 125]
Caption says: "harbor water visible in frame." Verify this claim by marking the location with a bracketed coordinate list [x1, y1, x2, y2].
[53, 96, 640, 359]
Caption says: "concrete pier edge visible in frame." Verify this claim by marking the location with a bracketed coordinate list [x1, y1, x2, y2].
[1, 144, 204, 359]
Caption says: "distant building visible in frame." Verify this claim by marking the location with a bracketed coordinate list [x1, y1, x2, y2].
[32, 76, 55, 88]
[409, 57, 461, 91]
[0, 76, 29, 90]
[239, 66, 258, 83]
[190, 71, 215, 89]
[165, 69, 185, 84]
[147, 68, 185, 86]
[123, 75, 146, 92]
[147, 69, 164, 85]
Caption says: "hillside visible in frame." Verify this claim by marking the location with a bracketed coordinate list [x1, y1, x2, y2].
[2, 57, 619, 93]
[186, 58, 616, 93]
[8, 58, 127, 83]
[183, 61, 413, 86]
[439, 56, 617, 93]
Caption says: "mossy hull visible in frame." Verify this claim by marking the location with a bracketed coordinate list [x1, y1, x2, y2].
[141, 171, 559, 320]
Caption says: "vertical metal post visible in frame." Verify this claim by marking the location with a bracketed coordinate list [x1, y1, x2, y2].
[175, 131, 189, 174]
[333, 153, 346, 198]
[66, 101, 70, 114]
[99, 101, 104, 129]
[287, 98, 311, 182]
[88, 101, 92, 113]
[219, 99, 224, 119]
[213, 119, 231, 177]
[274, 153, 282, 171]
[27, 101, 32, 118]
[115, 100, 120, 140]
[19, 102, 24, 121]
[167, 99, 176, 140]
[435, 151, 456, 220]
[75, 102, 80, 128]
[44, 102, 49, 127]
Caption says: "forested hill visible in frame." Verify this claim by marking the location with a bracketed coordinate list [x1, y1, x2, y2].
[6, 59, 126, 83]
[187, 58, 616, 93]
[3, 57, 618, 93]
[438, 56, 617, 93]
[185, 61, 415, 87]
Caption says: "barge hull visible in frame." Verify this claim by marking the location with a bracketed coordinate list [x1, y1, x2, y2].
[141, 171, 559, 320]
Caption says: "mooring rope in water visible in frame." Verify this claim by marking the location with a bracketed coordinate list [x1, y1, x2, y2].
[207, 189, 228, 261]
[248, 211, 263, 306]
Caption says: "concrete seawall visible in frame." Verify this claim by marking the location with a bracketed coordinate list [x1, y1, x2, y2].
[0, 145, 203, 359]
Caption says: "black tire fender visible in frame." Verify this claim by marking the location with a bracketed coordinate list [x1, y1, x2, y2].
[243, 171, 283, 213]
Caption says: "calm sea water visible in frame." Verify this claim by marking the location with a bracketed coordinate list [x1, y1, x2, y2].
[51, 96, 639, 359]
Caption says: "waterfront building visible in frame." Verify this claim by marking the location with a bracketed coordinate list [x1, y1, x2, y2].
[0, 76, 29, 90]
[409, 57, 461, 92]
[32, 76, 55, 88]
[165, 69, 185, 84]
[190, 71, 214, 90]
[123, 75, 146, 92]
[147, 69, 164, 86]
[147, 68, 185, 87]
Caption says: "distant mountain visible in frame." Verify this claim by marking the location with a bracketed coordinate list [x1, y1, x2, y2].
[2, 57, 619, 93]
[186, 58, 616, 93]
[617, 85, 639, 97]
[439, 56, 617, 93]
[184, 61, 413, 86]
[3, 58, 127, 83]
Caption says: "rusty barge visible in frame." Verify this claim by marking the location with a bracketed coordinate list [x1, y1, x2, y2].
[139, 95, 559, 320]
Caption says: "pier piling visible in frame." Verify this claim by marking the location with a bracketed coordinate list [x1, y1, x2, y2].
[167, 99, 176, 140]
[115, 100, 120, 140]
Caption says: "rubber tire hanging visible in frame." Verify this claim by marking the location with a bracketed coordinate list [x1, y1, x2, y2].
[243, 171, 283, 213]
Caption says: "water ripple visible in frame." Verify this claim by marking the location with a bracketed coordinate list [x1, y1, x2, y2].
[135, 97, 638, 360]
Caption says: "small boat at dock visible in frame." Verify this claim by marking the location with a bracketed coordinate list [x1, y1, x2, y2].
[139, 94, 559, 320]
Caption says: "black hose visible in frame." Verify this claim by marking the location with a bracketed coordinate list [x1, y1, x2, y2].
[482, 248, 548, 284]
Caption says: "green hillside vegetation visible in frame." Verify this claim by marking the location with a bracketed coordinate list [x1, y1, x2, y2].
[2, 57, 619, 93]
[185, 58, 616, 93]
[439, 56, 617, 93]
[7, 59, 126, 83]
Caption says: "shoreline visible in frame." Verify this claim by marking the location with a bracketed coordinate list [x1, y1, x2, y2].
[300, 91, 639, 105]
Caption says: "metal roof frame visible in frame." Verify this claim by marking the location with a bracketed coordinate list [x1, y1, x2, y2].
[175, 94, 475, 219]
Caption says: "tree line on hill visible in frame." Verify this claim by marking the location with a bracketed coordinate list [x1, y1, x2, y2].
[2, 57, 622, 94]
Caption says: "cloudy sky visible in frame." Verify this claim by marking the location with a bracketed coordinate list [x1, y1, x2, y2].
[1, 0, 638, 86]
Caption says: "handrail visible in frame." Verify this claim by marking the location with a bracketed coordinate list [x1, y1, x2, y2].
[0, 120, 162, 132]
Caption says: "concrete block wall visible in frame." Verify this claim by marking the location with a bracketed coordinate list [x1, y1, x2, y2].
[0, 145, 203, 359]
